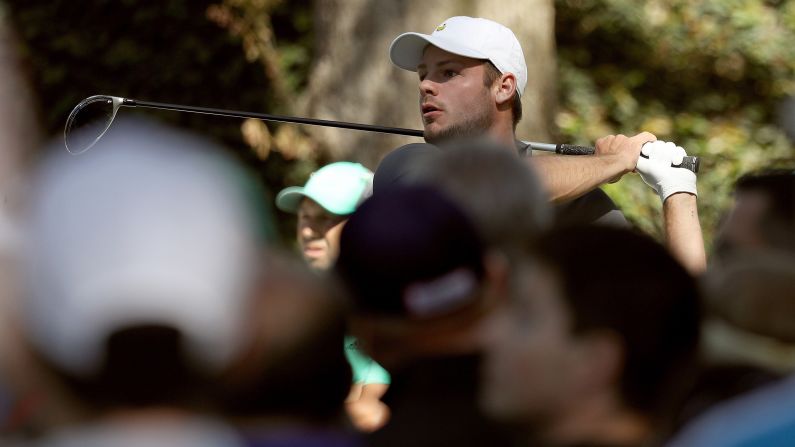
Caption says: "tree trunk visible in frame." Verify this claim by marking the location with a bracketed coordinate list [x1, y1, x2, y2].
[300, 0, 557, 167]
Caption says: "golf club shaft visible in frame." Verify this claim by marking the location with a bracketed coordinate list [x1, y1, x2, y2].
[125, 99, 425, 138]
[124, 98, 699, 172]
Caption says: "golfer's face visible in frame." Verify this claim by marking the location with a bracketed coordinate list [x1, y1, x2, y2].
[297, 198, 347, 271]
[417, 46, 495, 144]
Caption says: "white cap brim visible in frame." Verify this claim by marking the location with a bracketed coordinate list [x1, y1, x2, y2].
[389, 32, 489, 72]
[275, 186, 307, 213]
[275, 187, 348, 215]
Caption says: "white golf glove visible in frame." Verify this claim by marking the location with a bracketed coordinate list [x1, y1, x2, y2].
[635, 141, 697, 202]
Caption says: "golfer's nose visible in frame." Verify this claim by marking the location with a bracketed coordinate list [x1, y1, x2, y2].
[420, 78, 438, 97]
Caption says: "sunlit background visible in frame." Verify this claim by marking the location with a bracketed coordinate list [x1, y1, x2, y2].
[2, 0, 794, 247]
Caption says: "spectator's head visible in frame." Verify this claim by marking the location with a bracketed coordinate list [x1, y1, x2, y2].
[335, 184, 507, 370]
[715, 169, 795, 257]
[481, 227, 701, 446]
[219, 252, 352, 427]
[276, 162, 373, 271]
[409, 139, 552, 253]
[665, 250, 795, 435]
[20, 118, 269, 411]
[390, 16, 526, 143]
[372, 143, 440, 194]
[701, 251, 795, 370]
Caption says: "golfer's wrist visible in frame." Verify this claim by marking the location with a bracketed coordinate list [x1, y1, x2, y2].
[600, 153, 635, 177]
[663, 191, 697, 207]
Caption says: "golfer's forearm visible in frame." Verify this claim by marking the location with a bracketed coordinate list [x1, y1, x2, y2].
[663, 193, 706, 275]
[529, 155, 627, 203]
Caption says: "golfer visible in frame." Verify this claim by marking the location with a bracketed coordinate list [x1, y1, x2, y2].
[387, 16, 705, 270]
[388, 16, 660, 224]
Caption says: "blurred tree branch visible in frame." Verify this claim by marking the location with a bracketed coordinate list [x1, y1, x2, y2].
[207, 0, 291, 108]
[208, 0, 319, 162]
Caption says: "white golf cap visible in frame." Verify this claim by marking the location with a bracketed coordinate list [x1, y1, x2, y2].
[389, 16, 528, 97]
[22, 118, 266, 377]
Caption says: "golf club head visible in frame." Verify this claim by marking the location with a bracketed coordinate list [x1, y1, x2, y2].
[64, 95, 124, 155]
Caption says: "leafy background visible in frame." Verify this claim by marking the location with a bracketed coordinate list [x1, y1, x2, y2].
[555, 0, 795, 249]
[4, 0, 794, 248]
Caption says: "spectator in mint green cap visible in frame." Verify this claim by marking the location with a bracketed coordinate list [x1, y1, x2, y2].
[276, 161, 391, 432]
[276, 161, 373, 271]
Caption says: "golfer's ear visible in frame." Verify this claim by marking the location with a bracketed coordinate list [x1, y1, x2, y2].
[494, 73, 517, 106]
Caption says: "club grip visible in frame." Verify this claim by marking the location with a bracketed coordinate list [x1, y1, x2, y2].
[678, 156, 700, 173]
[556, 144, 700, 173]
[555, 144, 595, 156]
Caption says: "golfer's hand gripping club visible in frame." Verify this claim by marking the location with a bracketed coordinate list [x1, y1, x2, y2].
[635, 141, 698, 202]
[525, 142, 700, 173]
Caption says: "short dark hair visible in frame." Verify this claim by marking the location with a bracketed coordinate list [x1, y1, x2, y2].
[484, 61, 522, 129]
[44, 325, 211, 410]
[531, 226, 701, 418]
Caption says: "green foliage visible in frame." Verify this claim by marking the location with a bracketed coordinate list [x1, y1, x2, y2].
[271, 0, 314, 93]
[9, 0, 794, 247]
[5, 0, 316, 242]
[556, 0, 795, 251]
[9, 0, 267, 138]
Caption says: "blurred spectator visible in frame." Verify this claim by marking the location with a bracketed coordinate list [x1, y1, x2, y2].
[669, 364, 782, 438]
[655, 165, 795, 434]
[336, 184, 514, 446]
[714, 169, 795, 258]
[480, 227, 701, 447]
[218, 253, 361, 447]
[372, 143, 440, 195]
[407, 139, 552, 254]
[355, 142, 553, 445]
[702, 251, 795, 366]
[276, 162, 373, 271]
[668, 253, 795, 447]
[275, 162, 390, 432]
[16, 118, 268, 446]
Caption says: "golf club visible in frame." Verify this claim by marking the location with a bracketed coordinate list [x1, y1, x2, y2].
[64, 95, 699, 172]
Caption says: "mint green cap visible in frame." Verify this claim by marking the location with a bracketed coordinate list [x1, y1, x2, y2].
[276, 162, 374, 215]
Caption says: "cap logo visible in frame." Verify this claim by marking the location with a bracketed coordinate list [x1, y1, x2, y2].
[403, 268, 478, 318]
[435, 23, 446, 32]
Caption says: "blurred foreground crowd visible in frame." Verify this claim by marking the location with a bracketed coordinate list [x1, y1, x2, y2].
[2, 13, 795, 447]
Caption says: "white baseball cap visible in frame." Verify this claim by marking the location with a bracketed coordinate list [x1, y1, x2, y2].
[22, 118, 266, 377]
[389, 16, 528, 97]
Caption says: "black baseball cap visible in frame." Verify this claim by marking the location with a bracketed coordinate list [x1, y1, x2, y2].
[335, 183, 485, 319]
